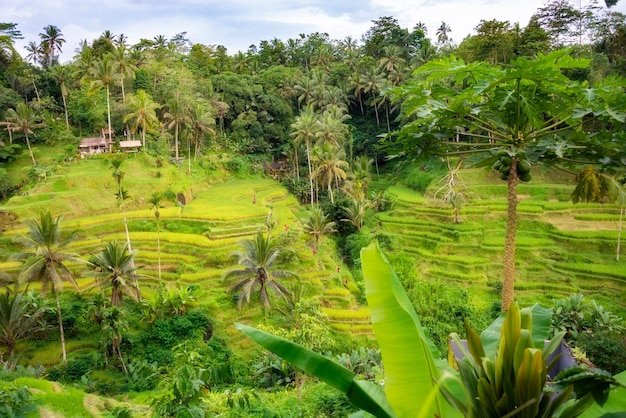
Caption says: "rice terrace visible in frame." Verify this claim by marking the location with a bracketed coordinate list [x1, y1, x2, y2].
[1, 4, 626, 417]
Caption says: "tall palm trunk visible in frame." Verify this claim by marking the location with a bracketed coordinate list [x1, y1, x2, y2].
[617, 205, 623, 261]
[121, 205, 140, 298]
[106, 85, 112, 152]
[62, 95, 69, 129]
[502, 159, 519, 312]
[53, 287, 67, 366]
[24, 132, 37, 165]
[174, 122, 179, 160]
[156, 217, 161, 281]
[306, 144, 314, 204]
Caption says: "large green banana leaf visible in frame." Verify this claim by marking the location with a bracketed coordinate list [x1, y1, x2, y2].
[578, 370, 626, 418]
[360, 243, 462, 418]
[235, 323, 397, 418]
[479, 303, 553, 357]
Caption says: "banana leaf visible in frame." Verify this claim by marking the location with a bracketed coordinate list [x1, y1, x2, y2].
[360, 243, 462, 418]
[235, 323, 396, 418]
[480, 303, 553, 357]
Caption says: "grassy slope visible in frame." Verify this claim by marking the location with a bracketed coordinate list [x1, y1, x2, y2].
[1, 149, 625, 415]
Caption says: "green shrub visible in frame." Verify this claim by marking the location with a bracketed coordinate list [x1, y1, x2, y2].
[576, 331, 626, 375]
[0, 383, 36, 417]
[340, 232, 372, 267]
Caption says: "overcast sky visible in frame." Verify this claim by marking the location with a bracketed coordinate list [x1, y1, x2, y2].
[4, 0, 626, 62]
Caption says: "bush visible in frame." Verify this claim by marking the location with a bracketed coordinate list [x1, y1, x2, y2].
[282, 177, 310, 204]
[340, 232, 372, 267]
[576, 331, 626, 375]
[0, 384, 36, 417]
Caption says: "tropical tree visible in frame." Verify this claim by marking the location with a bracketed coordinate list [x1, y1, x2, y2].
[163, 93, 189, 161]
[13, 211, 81, 366]
[109, 158, 135, 278]
[148, 192, 164, 280]
[39, 24, 65, 66]
[88, 54, 120, 143]
[389, 50, 626, 311]
[290, 105, 319, 203]
[342, 197, 371, 232]
[48, 64, 72, 129]
[24, 41, 43, 66]
[436, 21, 452, 46]
[4, 102, 44, 165]
[187, 103, 216, 165]
[123, 89, 160, 148]
[0, 291, 46, 370]
[222, 230, 297, 311]
[300, 206, 336, 252]
[312, 143, 349, 204]
[99, 305, 129, 374]
[113, 45, 136, 102]
[86, 240, 139, 307]
[362, 67, 384, 125]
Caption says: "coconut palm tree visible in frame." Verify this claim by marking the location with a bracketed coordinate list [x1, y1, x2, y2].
[362, 67, 384, 125]
[0, 291, 46, 370]
[86, 241, 139, 307]
[13, 211, 81, 366]
[436, 22, 452, 46]
[113, 45, 136, 103]
[88, 54, 120, 144]
[163, 93, 189, 161]
[342, 197, 371, 232]
[24, 41, 43, 66]
[222, 230, 297, 311]
[300, 206, 336, 252]
[187, 103, 216, 165]
[4, 102, 45, 165]
[148, 192, 164, 281]
[48, 64, 72, 129]
[123, 89, 160, 148]
[312, 143, 349, 204]
[290, 105, 319, 204]
[39, 25, 65, 66]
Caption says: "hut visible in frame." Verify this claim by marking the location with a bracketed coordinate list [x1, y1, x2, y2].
[119, 140, 142, 153]
[78, 137, 108, 155]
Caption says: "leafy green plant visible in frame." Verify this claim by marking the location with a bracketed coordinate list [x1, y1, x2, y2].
[0, 383, 36, 417]
[238, 244, 622, 418]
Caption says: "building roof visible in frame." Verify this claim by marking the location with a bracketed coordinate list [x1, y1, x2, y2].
[79, 137, 107, 148]
[119, 140, 142, 148]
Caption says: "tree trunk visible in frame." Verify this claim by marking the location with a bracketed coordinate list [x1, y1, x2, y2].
[306, 145, 314, 205]
[617, 205, 623, 261]
[106, 85, 112, 152]
[502, 159, 519, 312]
[53, 287, 67, 366]
[25, 133, 37, 165]
[122, 205, 140, 299]
[62, 94, 69, 129]
[157, 216, 162, 281]
[174, 122, 179, 160]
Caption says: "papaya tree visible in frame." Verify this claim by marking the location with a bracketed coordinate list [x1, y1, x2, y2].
[388, 49, 626, 311]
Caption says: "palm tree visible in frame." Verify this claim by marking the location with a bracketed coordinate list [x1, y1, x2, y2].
[5, 102, 45, 165]
[222, 230, 297, 311]
[113, 45, 136, 103]
[123, 89, 160, 148]
[290, 105, 319, 204]
[24, 41, 43, 66]
[13, 211, 81, 366]
[187, 103, 216, 166]
[342, 197, 371, 232]
[163, 93, 189, 161]
[312, 143, 349, 204]
[48, 64, 72, 129]
[436, 22, 452, 46]
[348, 71, 366, 114]
[109, 158, 135, 274]
[99, 305, 129, 374]
[300, 206, 336, 252]
[315, 105, 349, 150]
[89, 54, 120, 144]
[0, 291, 46, 370]
[148, 192, 164, 281]
[39, 25, 65, 66]
[86, 241, 139, 307]
[362, 67, 384, 125]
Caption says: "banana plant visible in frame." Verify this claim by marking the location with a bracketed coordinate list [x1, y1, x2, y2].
[237, 244, 619, 417]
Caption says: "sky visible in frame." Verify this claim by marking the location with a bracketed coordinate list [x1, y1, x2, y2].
[4, 0, 626, 63]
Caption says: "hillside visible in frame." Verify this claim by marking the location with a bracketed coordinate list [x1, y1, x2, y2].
[1, 148, 625, 416]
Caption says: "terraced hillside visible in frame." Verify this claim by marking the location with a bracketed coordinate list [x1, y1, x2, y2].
[377, 167, 626, 317]
[0, 154, 373, 361]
